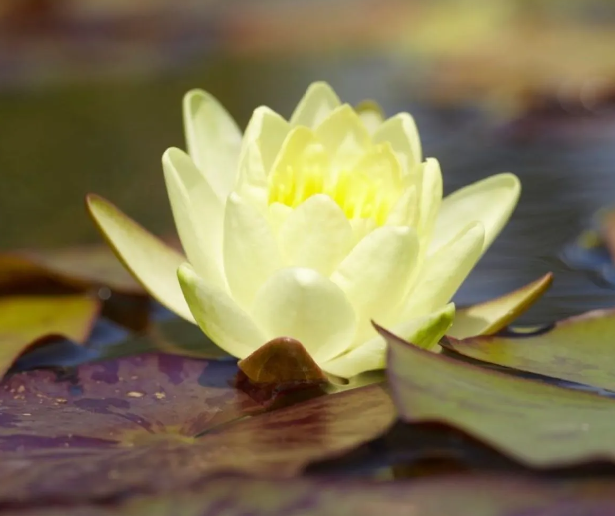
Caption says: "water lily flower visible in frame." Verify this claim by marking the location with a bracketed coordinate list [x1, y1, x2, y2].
[88, 82, 522, 379]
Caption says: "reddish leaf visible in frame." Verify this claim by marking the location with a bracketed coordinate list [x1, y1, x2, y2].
[0, 294, 100, 378]
[0, 353, 393, 504]
[237, 337, 328, 406]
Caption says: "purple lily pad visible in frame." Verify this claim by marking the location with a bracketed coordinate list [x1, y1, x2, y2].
[8, 473, 615, 515]
[0, 353, 393, 504]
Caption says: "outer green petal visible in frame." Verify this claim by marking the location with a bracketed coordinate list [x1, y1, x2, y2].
[429, 173, 521, 256]
[289, 82, 341, 128]
[322, 304, 455, 378]
[449, 273, 553, 339]
[178, 263, 266, 359]
[86, 195, 194, 322]
[251, 267, 357, 364]
[182, 89, 242, 200]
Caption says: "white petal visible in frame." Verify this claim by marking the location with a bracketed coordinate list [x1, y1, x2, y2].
[235, 140, 269, 211]
[398, 222, 485, 321]
[322, 304, 455, 378]
[241, 106, 290, 174]
[279, 194, 354, 276]
[223, 193, 281, 309]
[417, 158, 443, 241]
[86, 195, 193, 322]
[182, 89, 242, 200]
[268, 202, 293, 235]
[315, 104, 371, 170]
[386, 186, 417, 227]
[429, 173, 521, 255]
[331, 226, 419, 345]
[290, 82, 341, 128]
[162, 148, 225, 289]
[178, 264, 266, 359]
[356, 101, 385, 134]
[251, 268, 357, 363]
[373, 113, 422, 180]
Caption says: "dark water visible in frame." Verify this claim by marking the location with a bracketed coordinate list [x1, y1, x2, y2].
[1, 54, 614, 324]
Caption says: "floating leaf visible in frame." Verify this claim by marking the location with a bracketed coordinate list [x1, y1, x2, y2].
[449, 273, 553, 339]
[381, 324, 615, 468]
[0, 294, 100, 378]
[11, 473, 615, 516]
[445, 308, 615, 392]
[0, 246, 144, 295]
[0, 353, 392, 503]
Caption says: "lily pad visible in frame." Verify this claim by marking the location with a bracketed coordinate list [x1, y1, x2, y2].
[0, 246, 145, 295]
[381, 324, 615, 468]
[450, 273, 553, 339]
[0, 294, 100, 378]
[0, 353, 393, 504]
[445, 308, 615, 392]
[10, 474, 615, 515]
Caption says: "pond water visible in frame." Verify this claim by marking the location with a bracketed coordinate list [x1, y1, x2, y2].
[1, 54, 614, 325]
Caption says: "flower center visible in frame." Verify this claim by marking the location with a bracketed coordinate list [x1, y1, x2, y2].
[268, 143, 401, 225]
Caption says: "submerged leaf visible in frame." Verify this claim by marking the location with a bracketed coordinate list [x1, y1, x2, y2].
[0, 353, 392, 503]
[449, 273, 553, 339]
[446, 308, 615, 392]
[10, 474, 615, 516]
[381, 324, 615, 468]
[0, 294, 99, 378]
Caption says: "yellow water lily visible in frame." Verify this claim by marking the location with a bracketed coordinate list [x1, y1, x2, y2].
[87, 82, 526, 379]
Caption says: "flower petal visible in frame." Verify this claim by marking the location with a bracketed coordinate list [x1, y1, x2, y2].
[416, 158, 443, 242]
[223, 193, 281, 309]
[279, 194, 354, 276]
[86, 195, 193, 322]
[429, 173, 521, 256]
[268, 127, 330, 207]
[448, 273, 553, 339]
[178, 263, 266, 359]
[182, 89, 242, 200]
[373, 112, 422, 179]
[386, 186, 417, 227]
[251, 268, 357, 363]
[162, 148, 225, 289]
[355, 100, 385, 134]
[331, 226, 419, 345]
[322, 304, 455, 378]
[315, 104, 371, 170]
[241, 106, 290, 174]
[289, 82, 341, 128]
[398, 222, 485, 321]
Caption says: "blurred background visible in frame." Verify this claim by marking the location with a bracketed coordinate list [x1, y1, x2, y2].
[2, 0, 615, 322]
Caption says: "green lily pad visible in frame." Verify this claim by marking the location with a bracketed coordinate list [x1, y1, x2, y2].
[0, 353, 393, 504]
[381, 323, 615, 468]
[445, 308, 615, 392]
[0, 294, 100, 379]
